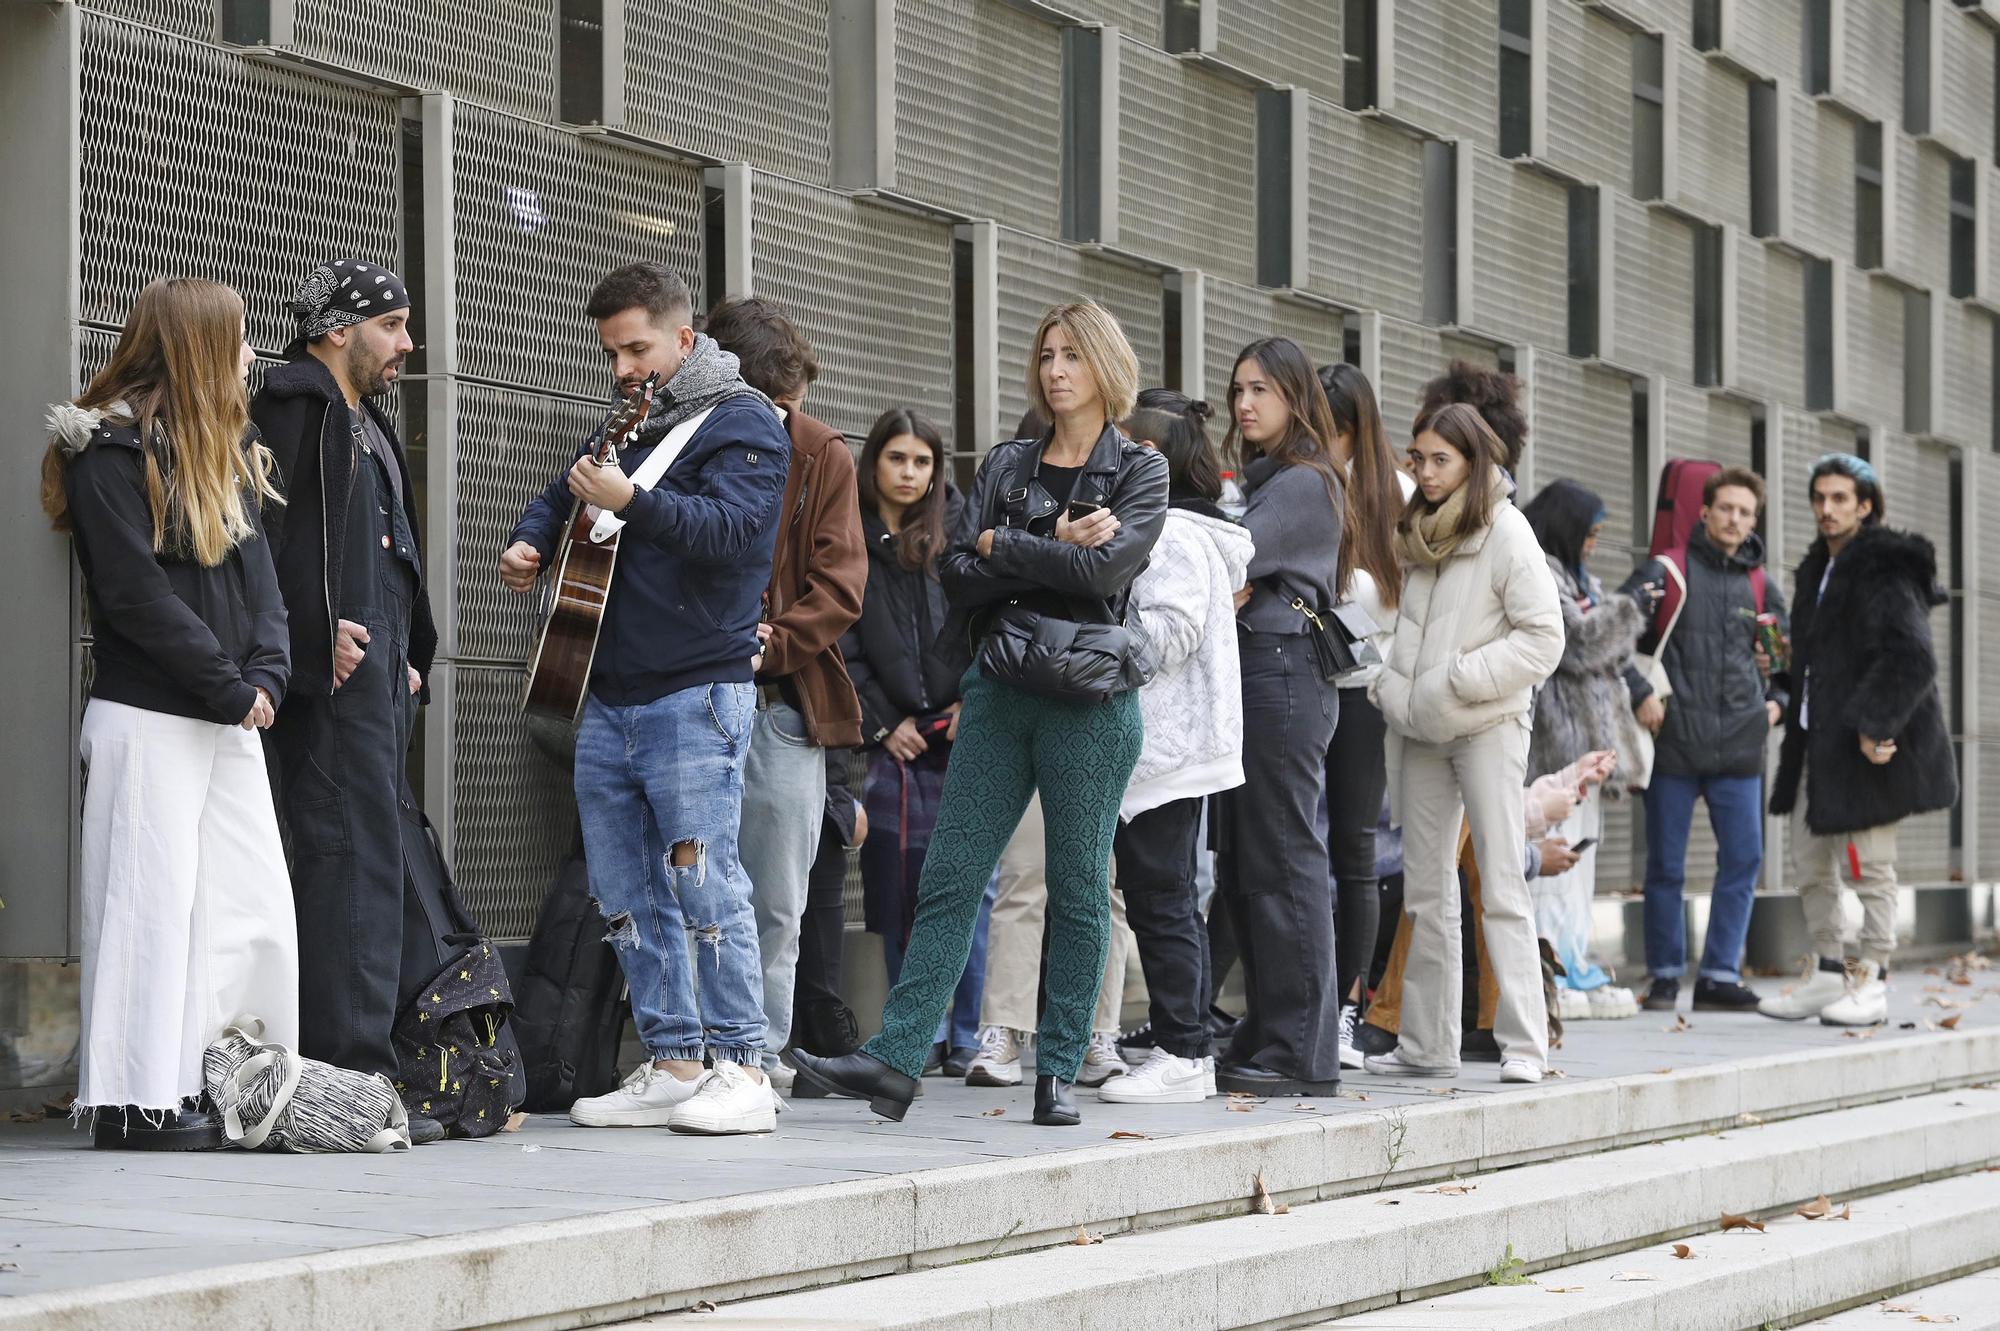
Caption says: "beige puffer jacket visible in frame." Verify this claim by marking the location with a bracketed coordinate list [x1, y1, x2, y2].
[1370, 501, 1564, 748]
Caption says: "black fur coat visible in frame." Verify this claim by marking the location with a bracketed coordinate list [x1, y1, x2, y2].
[1770, 525, 1957, 835]
[1528, 557, 1643, 781]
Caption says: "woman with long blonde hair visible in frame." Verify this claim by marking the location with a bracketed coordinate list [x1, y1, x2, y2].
[42, 276, 299, 1150]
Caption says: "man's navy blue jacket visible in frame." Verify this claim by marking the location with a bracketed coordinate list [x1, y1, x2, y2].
[511, 394, 790, 706]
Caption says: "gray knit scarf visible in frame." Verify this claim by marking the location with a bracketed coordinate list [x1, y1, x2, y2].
[626, 333, 773, 447]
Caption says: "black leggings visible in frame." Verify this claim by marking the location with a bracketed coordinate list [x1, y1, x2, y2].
[1328, 687, 1389, 1008]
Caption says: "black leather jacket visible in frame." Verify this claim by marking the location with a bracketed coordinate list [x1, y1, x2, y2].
[936, 424, 1169, 674]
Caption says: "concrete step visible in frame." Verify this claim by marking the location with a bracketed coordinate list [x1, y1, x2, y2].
[1800, 1266, 2000, 1328]
[650, 1086, 2000, 1330]
[5, 1031, 1994, 1331]
[1311, 1173, 2000, 1331]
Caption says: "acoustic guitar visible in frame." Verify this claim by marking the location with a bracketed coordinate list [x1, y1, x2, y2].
[521, 373, 662, 721]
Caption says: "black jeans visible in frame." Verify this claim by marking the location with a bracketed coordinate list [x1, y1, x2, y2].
[1215, 628, 1341, 1082]
[794, 813, 850, 1013]
[1328, 687, 1389, 1009]
[1113, 797, 1210, 1059]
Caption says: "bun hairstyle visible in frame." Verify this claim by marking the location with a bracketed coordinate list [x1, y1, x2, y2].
[1414, 359, 1528, 473]
[1120, 388, 1221, 502]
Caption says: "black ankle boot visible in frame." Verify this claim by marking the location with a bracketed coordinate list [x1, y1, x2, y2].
[790, 1050, 919, 1121]
[1033, 1075, 1080, 1126]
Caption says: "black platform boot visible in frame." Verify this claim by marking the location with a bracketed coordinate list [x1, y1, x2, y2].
[1033, 1075, 1080, 1126]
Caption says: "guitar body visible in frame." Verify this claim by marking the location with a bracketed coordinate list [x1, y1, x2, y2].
[520, 372, 661, 722]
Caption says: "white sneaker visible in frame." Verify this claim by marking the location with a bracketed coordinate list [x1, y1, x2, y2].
[1363, 1047, 1459, 1078]
[1819, 961, 1888, 1027]
[1338, 1003, 1364, 1070]
[1759, 959, 1848, 1021]
[1204, 1055, 1217, 1097]
[569, 1062, 704, 1127]
[1557, 988, 1591, 1021]
[1076, 1032, 1130, 1087]
[966, 1025, 1022, 1087]
[1097, 1048, 1209, 1103]
[668, 1061, 779, 1135]
[766, 1060, 797, 1092]
[1585, 985, 1638, 1019]
[1500, 1059, 1544, 1084]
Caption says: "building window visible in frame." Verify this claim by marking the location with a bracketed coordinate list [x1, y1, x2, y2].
[558, 0, 605, 127]
[1423, 140, 1458, 324]
[1804, 257, 1835, 409]
[1904, 0, 1932, 135]
[1750, 80, 1781, 237]
[1060, 27, 1107, 244]
[1633, 33, 1666, 198]
[1693, 0, 1724, 51]
[1904, 288, 1932, 433]
[1343, 0, 1379, 112]
[1856, 121, 1885, 269]
[1950, 154, 1977, 298]
[1163, 0, 1202, 52]
[1499, 0, 1534, 159]
[1803, 0, 1833, 95]
[1693, 223, 1725, 386]
[1567, 185, 1599, 358]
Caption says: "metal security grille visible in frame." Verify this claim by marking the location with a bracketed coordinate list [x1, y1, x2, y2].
[1116, 40, 1257, 284]
[1307, 102, 1426, 320]
[894, 0, 1061, 234]
[289, 0, 558, 120]
[995, 228, 1163, 438]
[1611, 196, 1695, 382]
[1735, 237, 1807, 406]
[452, 104, 704, 399]
[451, 664, 578, 940]
[1469, 157, 1567, 350]
[1674, 56, 1751, 230]
[1200, 278, 1340, 405]
[451, 383, 610, 663]
[1543, 2, 1632, 196]
[1213, 0, 1341, 103]
[79, 13, 401, 352]
[747, 174, 954, 441]
[79, 0, 210, 40]
[623, 0, 832, 185]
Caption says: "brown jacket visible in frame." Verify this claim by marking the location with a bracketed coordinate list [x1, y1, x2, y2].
[760, 408, 866, 747]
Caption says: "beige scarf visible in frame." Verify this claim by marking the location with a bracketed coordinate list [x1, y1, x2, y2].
[1397, 483, 1482, 568]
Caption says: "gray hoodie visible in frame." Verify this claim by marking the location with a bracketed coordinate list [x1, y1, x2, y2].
[1237, 454, 1343, 633]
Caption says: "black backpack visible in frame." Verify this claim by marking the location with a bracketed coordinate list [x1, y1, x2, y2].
[510, 849, 631, 1112]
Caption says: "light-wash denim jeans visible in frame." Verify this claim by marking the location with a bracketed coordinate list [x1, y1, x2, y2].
[574, 682, 766, 1065]
[740, 700, 827, 1071]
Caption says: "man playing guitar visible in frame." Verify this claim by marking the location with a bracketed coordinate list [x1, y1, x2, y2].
[500, 262, 790, 1135]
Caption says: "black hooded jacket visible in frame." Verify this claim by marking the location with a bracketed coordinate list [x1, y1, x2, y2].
[250, 357, 437, 698]
[1770, 524, 1957, 834]
[841, 488, 967, 745]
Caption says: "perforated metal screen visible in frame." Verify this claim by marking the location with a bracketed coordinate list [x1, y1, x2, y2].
[1307, 102, 1426, 320]
[1673, 55, 1751, 230]
[1734, 236, 1806, 406]
[452, 104, 704, 399]
[1468, 156, 1567, 350]
[1116, 39, 1257, 284]
[451, 664, 578, 939]
[995, 228, 1164, 440]
[289, 0, 557, 120]
[79, 0, 210, 40]
[1213, 0, 1341, 103]
[1611, 197, 1695, 383]
[1201, 279, 1341, 405]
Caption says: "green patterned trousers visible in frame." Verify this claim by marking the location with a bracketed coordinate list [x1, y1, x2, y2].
[863, 669, 1143, 1081]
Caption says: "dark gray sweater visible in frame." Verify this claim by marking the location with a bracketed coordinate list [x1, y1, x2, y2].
[1238, 454, 1344, 634]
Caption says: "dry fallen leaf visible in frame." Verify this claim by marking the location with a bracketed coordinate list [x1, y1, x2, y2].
[1795, 1194, 1833, 1220]
[1292, 1104, 1318, 1111]
[1665, 1015, 1692, 1033]
[1107, 1130, 1150, 1140]
[1882, 1304, 1917, 1313]
[1842, 1029, 1877, 1041]
[1546, 1286, 1586, 1294]
[5, 1111, 41, 1124]
[1070, 1226, 1104, 1245]
[1252, 1170, 1290, 1216]
[1376, 1198, 1403, 1206]
[1736, 1111, 1765, 1126]
[1720, 1213, 1767, 1233]
[1653, 1067, 1676, 1075]
[1610, 1271, 1659, 1282]
[1338, 1090, 1371, 1101]
[501, 1111, 528, 1133]
[1940, 1013, 1963, 1030]
[1671, 1243, 1694, 1259]
[1836, 1203, 1852, 1220]
[1420, 1183, 1478, 1196]
[981, 1108, 1005, 1117]
[1914, 1316, 1961, 1324]
[1227, 1101, 1256, 1112]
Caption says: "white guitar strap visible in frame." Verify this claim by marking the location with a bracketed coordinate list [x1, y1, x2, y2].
[587, 405, 719, 544]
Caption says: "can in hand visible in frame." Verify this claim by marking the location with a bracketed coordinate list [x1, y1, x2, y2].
[1753, 611, 1788, 674]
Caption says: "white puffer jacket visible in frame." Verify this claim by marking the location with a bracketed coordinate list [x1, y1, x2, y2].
[1122, 507, 1256, 819]
[1371, 500, 1564, 749]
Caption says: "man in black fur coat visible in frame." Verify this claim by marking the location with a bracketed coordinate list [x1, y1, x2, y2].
[1762, 454, 1956, 1028]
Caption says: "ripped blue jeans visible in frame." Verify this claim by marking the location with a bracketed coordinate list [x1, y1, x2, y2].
[574, 682, 766, 1065]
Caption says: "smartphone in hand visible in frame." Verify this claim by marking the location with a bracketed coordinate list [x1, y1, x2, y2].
[1065, 499, 1104, 523]
[1568, 836, 1599, 854]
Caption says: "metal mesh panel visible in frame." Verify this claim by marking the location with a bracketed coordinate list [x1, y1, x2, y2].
[1200, 279, 1341, 406]
[1388, 0, 1498, 151]
[1837, 0, 1904, 127]
[1543, 1, 1633, 190]
[1116, 39, 1257, 284]
[79, 14, 400, 353]
[893, 0, 1061, 233]
[1674, 55, 1751, 230]
[1894, 435, 1958, 736]
[288, 0, 556, 119]
[452, 104, 704, 399]
[79, 0, 210, 39]
[1893, 136, 1952, 291]
[1735, 235, 1806, 405]
[1789, 93, 1856, 264]
[1055, 0, 1161, 47]
[1940, 302, 1994, 449]
[1725, 0, 1803, 81]
[1374, 317, 1443, 447]
[995, 228, 1163, 441]
[1663, 381, 1753, 470]
[1611, 197, 1695, 382]
[623, 0, 831, 184]
[1777, 408, 1857, 562]
[1306, 102, 1426, 320]
[451, 664, 578, 940]
[1940, 9, 1997, 160]
[451, 384, 608, 662]
[1532, 353, 1639, 568]
[748, 175, 954, 441]
[1843, 267, 1904, 425]
[1212, 0, 1341, 103]
[1468, 155, 1567, 349]
[1607, 0, 1690, 41]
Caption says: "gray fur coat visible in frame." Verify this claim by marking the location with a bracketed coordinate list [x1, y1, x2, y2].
[1528, 557, 1643, 781]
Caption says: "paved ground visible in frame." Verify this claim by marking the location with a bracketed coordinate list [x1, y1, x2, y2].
[0, 973, 1989, 1302]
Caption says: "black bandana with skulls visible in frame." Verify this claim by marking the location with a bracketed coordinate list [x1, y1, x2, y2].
[285, 259, 410, 355]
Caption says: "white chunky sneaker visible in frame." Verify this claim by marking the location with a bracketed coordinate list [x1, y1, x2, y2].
[1363, 1047, 1459, 1078]
[1338, 1003, 1364, 1070]
[569, 1061, 704, 1127]
[1759, 958, 1849, 1021]
[1076, 1032, 1130, 1087]
[1556, 988, 1591, 1021]
[1097, 1048, 1210, 1103]
[1499, 1059, 1545, 1084]
[766, 1060, 797, 1093]
[965, 1025, 1023, 1087]
[1819, 960, 1888, 1027]
[668, 1061, 779, 1135]
[1585, 985, 1638, 1019]
[1204, 1056, 1217, 1097]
